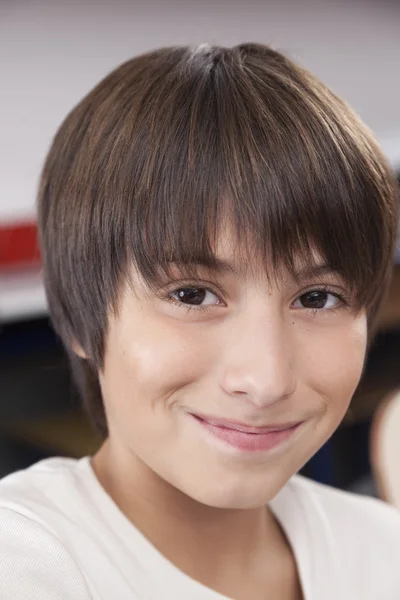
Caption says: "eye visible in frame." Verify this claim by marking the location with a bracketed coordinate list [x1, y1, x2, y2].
[169, 286, 221, 308]
[293, 289, 343, 311]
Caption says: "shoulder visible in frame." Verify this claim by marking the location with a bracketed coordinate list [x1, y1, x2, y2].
[0, 458, 93, 599]
[0, 456, 88, 509]
[287, 475, 400, 594]
[289, 473, 400, 540]
[0, 506, 92, 599]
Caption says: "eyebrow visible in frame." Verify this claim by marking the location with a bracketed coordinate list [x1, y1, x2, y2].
[291, 263, 339, 284]
[166, 257, 240, 275]
[167, 257, 338, 282]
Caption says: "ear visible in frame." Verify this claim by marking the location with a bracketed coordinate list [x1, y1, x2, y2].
[71, 339, 88, 359]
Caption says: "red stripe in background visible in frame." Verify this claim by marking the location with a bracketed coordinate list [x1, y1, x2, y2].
[0, 221, 41, 270]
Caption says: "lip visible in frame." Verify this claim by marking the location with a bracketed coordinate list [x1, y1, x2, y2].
[188, 412, 304, 453]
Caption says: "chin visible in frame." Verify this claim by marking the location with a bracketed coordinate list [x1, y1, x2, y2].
[182, 478, 282, 510]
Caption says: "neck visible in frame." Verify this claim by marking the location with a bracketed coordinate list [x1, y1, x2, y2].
[92, 439, 297, 598]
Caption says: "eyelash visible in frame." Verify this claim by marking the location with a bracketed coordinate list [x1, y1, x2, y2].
[163, 282, 349, 316]
[164, 282, 221, 316]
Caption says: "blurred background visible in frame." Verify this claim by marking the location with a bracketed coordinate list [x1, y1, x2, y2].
[1, 0, 400, 498]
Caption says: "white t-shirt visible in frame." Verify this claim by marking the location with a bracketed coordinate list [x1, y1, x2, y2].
[0, 457, 399, 600]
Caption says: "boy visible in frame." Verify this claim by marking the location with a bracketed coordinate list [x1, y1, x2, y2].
[1, 43, 400, 599]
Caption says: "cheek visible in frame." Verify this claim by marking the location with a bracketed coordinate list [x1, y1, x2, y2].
[100, 317, 215, 414]
[301, 315, 367, 415]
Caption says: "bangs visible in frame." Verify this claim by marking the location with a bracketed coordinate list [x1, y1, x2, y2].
[101, 45, 394, 313]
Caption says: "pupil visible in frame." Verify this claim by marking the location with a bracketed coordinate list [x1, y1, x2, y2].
[178, 288, 206, 305]
[302, 291, 327, 309]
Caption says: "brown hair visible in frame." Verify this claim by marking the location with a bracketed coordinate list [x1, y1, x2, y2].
[37, 43, 398, 438]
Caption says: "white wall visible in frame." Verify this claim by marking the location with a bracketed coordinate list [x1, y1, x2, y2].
[1, 0, 400, 222]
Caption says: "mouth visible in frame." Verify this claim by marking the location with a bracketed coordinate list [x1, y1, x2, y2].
[188, 412, 304, 453]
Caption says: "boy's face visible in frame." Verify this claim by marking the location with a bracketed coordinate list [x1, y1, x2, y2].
[96, 230, 367, 509]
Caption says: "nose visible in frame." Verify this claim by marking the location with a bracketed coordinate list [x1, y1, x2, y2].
[220, 311, 297, 408]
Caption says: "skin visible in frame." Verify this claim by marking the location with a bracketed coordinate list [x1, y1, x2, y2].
[85, 227, 367, 600]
